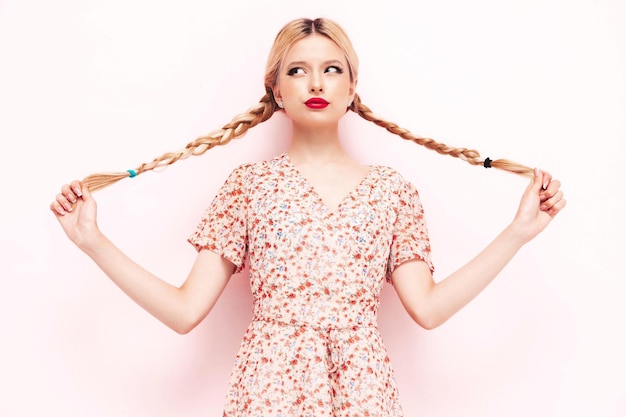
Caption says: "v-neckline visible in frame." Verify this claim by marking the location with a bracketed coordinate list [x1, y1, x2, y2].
[282, 153, 375, 217]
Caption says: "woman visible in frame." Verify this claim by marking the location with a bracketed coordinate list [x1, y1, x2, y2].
[50, 17, 565, 417]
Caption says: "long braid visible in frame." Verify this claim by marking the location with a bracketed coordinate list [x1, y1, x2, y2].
[82, 93, 278, 192]
[349, 94, 534, 178]
[81, 17, 533, 192]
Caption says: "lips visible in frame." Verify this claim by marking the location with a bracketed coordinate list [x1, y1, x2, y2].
[305, 98, 329, 109]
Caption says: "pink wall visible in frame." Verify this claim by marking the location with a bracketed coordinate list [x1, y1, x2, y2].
[1, 0, 625, 416]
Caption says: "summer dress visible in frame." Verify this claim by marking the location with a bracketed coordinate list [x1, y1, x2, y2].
[188, 153, 433, 417]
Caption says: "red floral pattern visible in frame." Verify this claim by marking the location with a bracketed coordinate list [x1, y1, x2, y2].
[189, 153, 433, 416]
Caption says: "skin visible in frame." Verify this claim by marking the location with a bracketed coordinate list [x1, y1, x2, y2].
[50, 34, 566, 334]
[274, 34, 367, 213]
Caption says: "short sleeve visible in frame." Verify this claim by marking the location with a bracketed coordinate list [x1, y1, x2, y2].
[188, 164, 250, 274]
[387, 178, 434, 281]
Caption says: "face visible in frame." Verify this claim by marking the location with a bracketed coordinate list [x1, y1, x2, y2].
[273, 34, 356, 129]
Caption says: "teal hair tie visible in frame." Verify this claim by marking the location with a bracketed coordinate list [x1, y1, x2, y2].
[127, 169, 137, 178]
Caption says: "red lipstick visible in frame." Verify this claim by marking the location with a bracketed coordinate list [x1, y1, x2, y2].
[305, 98, 329, 109]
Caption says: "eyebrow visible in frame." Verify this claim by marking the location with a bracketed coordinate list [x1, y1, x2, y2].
[285, 59, 344, 68]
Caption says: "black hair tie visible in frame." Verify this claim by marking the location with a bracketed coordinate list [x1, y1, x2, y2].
[483, 157, 492, 168]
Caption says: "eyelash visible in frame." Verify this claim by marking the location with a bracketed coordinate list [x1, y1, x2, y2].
[286, 66, 343, 76]
[326, 66, 343, 74]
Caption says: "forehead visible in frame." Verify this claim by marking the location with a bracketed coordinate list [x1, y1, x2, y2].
[283, 34, 347, 64]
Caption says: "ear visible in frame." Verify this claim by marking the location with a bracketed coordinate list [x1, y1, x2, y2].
[348, 79, 358, 105]
[349, 78, 358, 95]
[272, 87, 282, 104]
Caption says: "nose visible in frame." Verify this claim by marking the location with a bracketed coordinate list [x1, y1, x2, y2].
[309, 73, 324, 93]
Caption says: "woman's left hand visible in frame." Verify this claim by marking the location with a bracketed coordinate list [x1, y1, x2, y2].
[512, 168, 566, 243]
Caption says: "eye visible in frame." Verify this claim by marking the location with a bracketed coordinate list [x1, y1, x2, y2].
[287, 67, 305, 76]
[325, 66, 343, 74]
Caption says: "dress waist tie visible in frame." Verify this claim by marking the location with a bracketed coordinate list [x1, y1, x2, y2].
[252, 315, 377, 375]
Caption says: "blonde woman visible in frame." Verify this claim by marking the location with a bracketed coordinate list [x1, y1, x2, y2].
[50, 17, 565, 416]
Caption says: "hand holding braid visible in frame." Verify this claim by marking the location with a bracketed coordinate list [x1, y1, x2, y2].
[349, 94, 534, 178]
[81, 93, 279, 192]
[49, 17, 565, 349]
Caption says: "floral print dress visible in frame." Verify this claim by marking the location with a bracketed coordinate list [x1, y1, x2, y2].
[188, 153, 433, 417]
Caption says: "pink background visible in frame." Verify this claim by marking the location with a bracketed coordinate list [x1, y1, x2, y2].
[1, 0, 625, 416]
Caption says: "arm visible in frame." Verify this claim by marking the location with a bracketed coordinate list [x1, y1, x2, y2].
[51, 181, 233, 334]
[391, 168, 566, 330]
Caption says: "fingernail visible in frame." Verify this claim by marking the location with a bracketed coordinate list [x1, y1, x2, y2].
[74, 187, 82, 197]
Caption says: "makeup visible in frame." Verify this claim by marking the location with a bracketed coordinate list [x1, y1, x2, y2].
[305, 98, 329, 109]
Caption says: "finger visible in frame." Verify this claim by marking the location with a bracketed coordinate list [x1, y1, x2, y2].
[528, 168, 544, 194]
[540, 190, 564, 211]
[50, 200, 67, 216]
[55, 192, 74, 213]
[546, 197, 567, 217]
[81, 182, 93, 202]
[61, 184, 78, 204]
[540, 179, 561, 201]
[540, 170, 553, 191]
[70, 180, 83, 198]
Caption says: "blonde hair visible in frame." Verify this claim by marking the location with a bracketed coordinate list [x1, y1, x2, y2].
[81, 17, 532, 192]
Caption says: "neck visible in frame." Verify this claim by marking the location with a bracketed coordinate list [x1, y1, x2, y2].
[287, 123, 348, 165]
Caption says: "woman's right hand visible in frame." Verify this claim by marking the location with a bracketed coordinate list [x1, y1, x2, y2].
[50, 180, 100, 249]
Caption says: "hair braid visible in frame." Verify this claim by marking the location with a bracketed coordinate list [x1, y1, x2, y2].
[79, 19, 533, 193]
[349, 94, 534, 177]
[81, 93, 278, 192]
